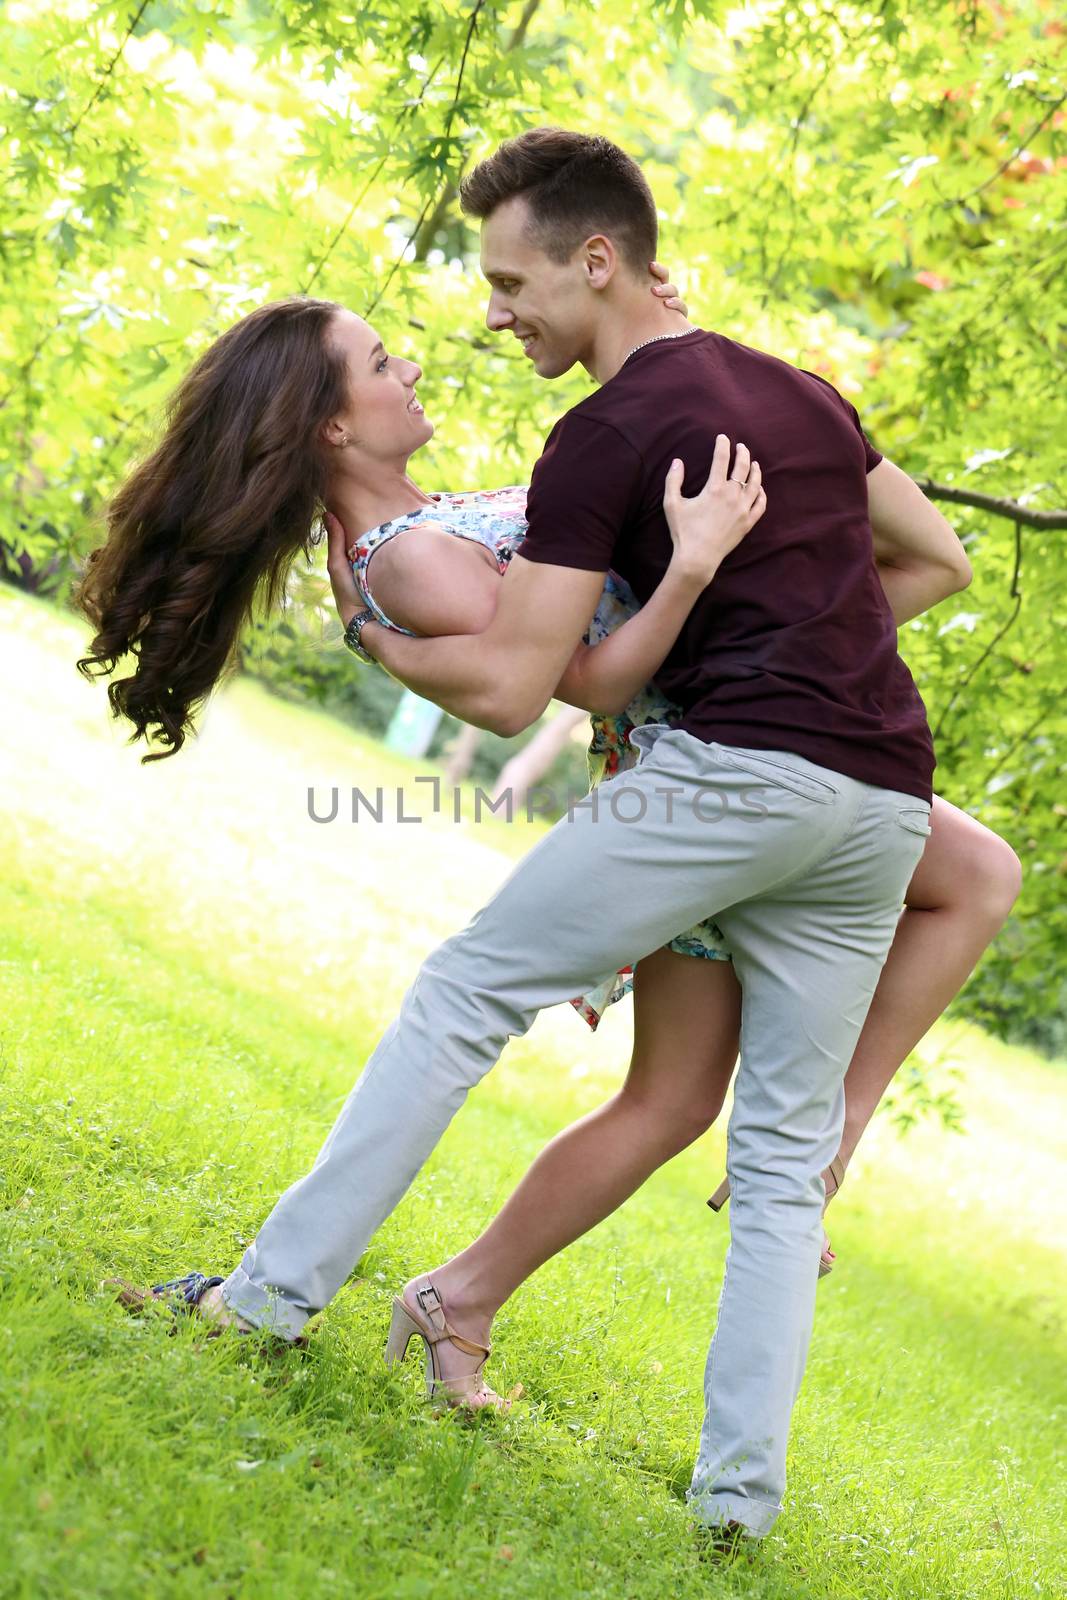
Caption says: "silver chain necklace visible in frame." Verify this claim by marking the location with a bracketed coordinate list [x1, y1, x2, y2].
[623, 327, 695, 363]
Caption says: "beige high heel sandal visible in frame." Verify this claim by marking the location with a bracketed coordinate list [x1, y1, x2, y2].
[707, 1155, 845, 1278]
[384, 1277, 511, 1412]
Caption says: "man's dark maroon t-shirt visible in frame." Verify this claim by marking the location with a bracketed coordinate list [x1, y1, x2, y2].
[520, 327, 935, 803]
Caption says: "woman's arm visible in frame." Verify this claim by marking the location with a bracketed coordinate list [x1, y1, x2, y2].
[551, 569, 707, 716]
[324, 434, 764, 732]
[327, 511, 606, 733]
[553, 435, 768, 716]
[356, 531, 713, 721]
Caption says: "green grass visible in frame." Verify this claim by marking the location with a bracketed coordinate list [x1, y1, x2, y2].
[1, 585, 1064, 1599]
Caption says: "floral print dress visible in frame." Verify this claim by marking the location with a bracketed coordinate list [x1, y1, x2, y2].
[347, 485, 731, 1031]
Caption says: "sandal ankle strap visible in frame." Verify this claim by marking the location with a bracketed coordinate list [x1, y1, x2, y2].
[413, 1283, 490, 1360]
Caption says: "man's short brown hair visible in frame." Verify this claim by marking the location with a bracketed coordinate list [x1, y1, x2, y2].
[459, 128, 658, 273]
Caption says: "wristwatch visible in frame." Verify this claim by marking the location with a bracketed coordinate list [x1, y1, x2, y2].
[343, 607, 377, 664]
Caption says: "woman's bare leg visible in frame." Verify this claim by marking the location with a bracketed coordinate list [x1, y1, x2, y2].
[202, 801, 1020, 1342]
[416, 801, 1020, 1387]
[420, 950, 742, 1371]
[828, 795, 1021, 1198]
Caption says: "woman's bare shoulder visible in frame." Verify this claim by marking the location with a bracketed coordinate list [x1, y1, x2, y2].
[366, 524, 501, 637]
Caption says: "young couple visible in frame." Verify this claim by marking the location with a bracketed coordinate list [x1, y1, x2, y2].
[83, 129, 1021, 1542]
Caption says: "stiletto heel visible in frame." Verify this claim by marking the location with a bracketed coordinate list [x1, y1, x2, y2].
[706, 1156, 846, 1278]
[382, 1276, 511, 1413]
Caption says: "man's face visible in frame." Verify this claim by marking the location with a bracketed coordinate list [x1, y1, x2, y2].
[479, 196, 600, 379]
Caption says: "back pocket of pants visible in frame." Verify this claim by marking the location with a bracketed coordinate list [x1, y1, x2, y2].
[896, 806, 932, 838]
[711, 744, 840, 805]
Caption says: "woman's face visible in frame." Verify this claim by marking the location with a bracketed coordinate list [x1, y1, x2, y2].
[324, 309, 434, 465]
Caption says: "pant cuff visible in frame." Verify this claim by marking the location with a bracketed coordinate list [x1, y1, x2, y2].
[685, 1488, 781, 1539]
[220, 1266, 309, 1341]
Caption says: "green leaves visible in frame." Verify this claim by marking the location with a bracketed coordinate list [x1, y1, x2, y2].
[1, 0, 1063, 1043]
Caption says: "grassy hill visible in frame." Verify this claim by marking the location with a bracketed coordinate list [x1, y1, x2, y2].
[1, 584, 1063, 1599]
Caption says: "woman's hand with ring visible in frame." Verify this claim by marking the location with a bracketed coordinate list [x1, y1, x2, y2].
[662, 434, 767, 588]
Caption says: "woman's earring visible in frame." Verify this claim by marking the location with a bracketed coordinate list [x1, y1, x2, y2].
[338, 433, 349, 448]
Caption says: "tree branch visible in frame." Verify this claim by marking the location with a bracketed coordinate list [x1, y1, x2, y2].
[758, 60, 834, 306]
[507, 0, 543, 52]
[364, 0, 487, 318]
[67, 0, 151, 141]
[944, 89, 1067, 210]
[298, 51, 449, 295]
[914, 479, 1067, 530]
[968, 700, 1056, 803]
[412, 180, 459, 262]
[411, 0, 543, 263]
[301, 157, 389, 295]
[933, 522, 1023, 745]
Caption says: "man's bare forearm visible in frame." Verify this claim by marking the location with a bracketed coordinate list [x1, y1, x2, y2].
[868, 457, 972, 625]
[359, 620, 508, 731]
[876, 559, 970, 627]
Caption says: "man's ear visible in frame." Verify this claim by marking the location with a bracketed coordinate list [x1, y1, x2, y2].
[582, 232, 619, 291]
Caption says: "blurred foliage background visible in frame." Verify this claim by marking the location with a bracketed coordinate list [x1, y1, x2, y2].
[1, 0, 1064, 1050]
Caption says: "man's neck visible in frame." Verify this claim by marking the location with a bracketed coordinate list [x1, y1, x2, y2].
[583, 304, 696, 385]
[327, 462, 435, 540]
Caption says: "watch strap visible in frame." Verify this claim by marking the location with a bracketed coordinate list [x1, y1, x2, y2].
[344, 607, 377, 663]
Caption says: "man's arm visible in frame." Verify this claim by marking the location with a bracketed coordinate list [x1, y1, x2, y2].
[360, 552, 608, 737]
[868, 457, 973, 624]
[326, 410, 645, 732]
[553, 439, 767, 714]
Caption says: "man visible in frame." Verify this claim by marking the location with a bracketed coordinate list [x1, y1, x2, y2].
[215, 130, 971, 1538]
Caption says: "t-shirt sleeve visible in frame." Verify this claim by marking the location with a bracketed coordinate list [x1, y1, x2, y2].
[802, 369, 884, 473]
[843, 397, 883, 473]
[520, 412, 645, 572]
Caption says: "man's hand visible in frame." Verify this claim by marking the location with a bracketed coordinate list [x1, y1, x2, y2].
[649, 261, 689, 318]
[324, 511, 365, 631]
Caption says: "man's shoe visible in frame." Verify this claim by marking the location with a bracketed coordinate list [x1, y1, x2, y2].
[692, 1518, 753, 1562]
[103, 1271, 309, 1348]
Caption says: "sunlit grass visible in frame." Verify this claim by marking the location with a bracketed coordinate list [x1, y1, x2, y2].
[2, 585, 1064, 1598]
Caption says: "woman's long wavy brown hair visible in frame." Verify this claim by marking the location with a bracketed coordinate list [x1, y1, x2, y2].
[74, 296, 348, 762]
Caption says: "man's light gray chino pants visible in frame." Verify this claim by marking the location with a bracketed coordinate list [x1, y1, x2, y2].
[221, 722, 931, 1536]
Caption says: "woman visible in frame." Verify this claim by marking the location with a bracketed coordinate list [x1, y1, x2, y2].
[81, 294, 1021, 1408]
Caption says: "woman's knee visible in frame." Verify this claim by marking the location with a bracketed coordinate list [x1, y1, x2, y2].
[919, 807, 1024, 926]
[968, 830, 1024, 923]
[614, 1079, 724, 1154]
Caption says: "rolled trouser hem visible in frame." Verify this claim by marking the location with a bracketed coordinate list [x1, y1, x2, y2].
[685, 1489, 781, 1539]
[220, 1267, 309, 1341]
